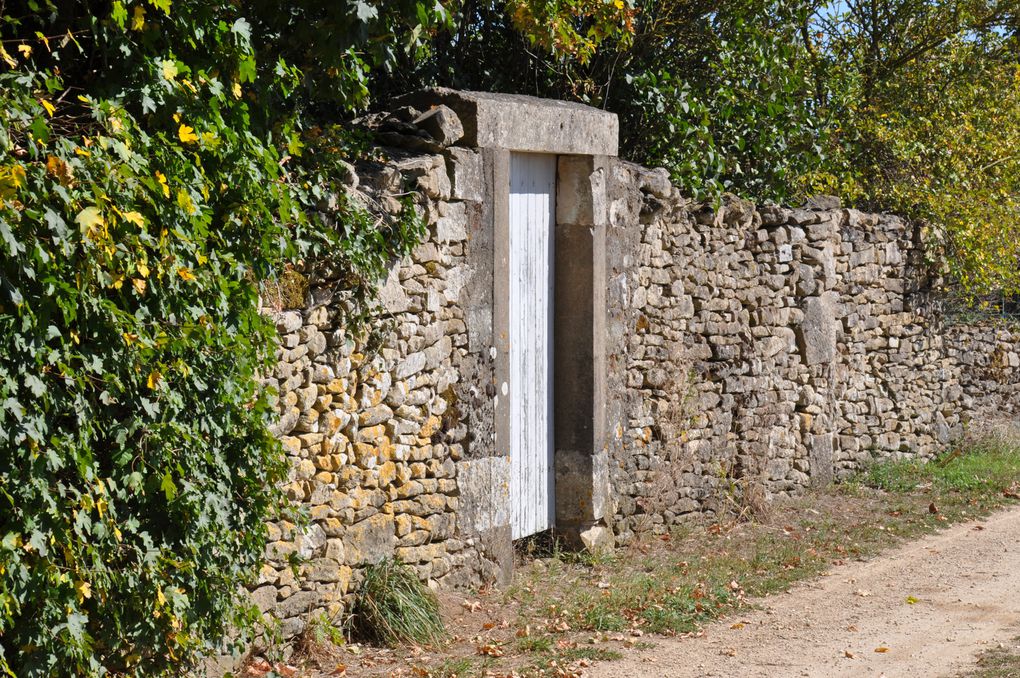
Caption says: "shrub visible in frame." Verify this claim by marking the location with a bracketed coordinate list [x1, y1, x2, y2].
[0, 2, 422, 675]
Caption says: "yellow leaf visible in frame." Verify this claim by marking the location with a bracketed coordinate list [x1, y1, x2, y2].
[122, 332, 138, 345]
[70, 330, 80, 344]
[157, 588, 167, 606]
[176, 188, 195, 214]
[177, 124, 198, 143]
[123, 211, 145, 227]
[132, 278, 147, 295]
[176, 267, 196, 282]
[75, 580, 92, 603]
[0, 46, 16, 69]
[231, 81, 242, 99]
[155, 171, 170, 198]
[39, 99, 55, 117]
[110, 274, 125, 290]
[0, 165, 27, 200]
[161, 59, 178, 82]
[147, 370, 162, 390]
[96, 497, 108, 518]
[113, 527, 122, 542]
[46, 155, 74, 186]
[76, 206, 106, 241]
[17, 44, 31, 58]
[131, 5, 146, 30]
[137, 262, 150, 278]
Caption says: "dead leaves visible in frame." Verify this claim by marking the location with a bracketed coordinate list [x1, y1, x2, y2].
[243, 658, 299, 676]
[476, 642, 504, 657]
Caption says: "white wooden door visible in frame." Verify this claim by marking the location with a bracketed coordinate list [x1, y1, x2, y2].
[509, 152, 556, 539]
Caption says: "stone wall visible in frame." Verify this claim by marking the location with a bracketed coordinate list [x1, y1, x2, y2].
[604, 160, 1012, 543]
[254, 106, 503, 638]
[945, 320, 1020, 423]
[249, 92, 1020, 639]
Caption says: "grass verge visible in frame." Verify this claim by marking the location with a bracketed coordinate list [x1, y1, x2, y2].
[958, 636, 1020, 677]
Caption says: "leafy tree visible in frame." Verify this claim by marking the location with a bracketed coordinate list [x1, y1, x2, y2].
[801, 0, 1020, 295]
[0, 1, 424, 675]
[370, 0, 824, 202]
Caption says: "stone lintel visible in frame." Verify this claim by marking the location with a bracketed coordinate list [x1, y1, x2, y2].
[396, 88, 619, 157]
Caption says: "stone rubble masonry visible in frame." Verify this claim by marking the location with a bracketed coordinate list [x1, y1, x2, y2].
[253, 95, 1019, 640]
[256, 104, 499, 640]
[604, 159, 1020, 543]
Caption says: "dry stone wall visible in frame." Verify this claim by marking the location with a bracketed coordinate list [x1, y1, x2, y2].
[945, 321, 1020, 423]
[254, 106, 503, 639]
[248, 94, 1020, 639]
[605, 160, 1014, 543]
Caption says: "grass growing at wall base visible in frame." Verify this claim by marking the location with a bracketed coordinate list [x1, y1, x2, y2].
[504, 429, 1020, 652]
[354, 558, 446, 646]
[856, 435, 1020, 499]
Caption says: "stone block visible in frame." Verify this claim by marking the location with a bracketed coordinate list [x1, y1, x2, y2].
[344, 513, 396, 565]
[455, 456, 511, 533]
[809, 434, 834, 487]
[796, 293, 838, 366]
[414, 105, 464, 146]
[446, 147, 483, 201]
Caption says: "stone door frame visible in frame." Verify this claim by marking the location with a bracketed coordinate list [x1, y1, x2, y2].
[400, 89, 619, 572]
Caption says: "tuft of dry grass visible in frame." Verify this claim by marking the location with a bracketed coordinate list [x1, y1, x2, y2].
[355, 558, 446, 647]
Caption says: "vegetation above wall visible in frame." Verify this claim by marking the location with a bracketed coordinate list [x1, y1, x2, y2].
[376, 0, 1020, 297]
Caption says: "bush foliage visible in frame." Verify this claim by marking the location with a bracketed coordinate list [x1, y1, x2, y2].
[0, 1, 430, 675]
[380, 0, 1020, 295]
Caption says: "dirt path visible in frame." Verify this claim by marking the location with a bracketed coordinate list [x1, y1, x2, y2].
[587, 506, 1020, 678]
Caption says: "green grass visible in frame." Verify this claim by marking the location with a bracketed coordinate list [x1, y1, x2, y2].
[855, 434, 1020, 518]
[424, 656, 482, 677]
[524, 646, 623, 673]
[515, 634, 554, 653]
[958, 637, 1020, 677]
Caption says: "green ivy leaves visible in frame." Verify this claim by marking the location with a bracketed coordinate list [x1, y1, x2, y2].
[0, 1, 423, 675]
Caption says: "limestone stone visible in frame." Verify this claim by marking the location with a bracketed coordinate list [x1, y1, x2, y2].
[344, 513, 397, 565]
[446, 147, 483, 201]
[797, 294, 838, 366]
[414, 105, 464, 146]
